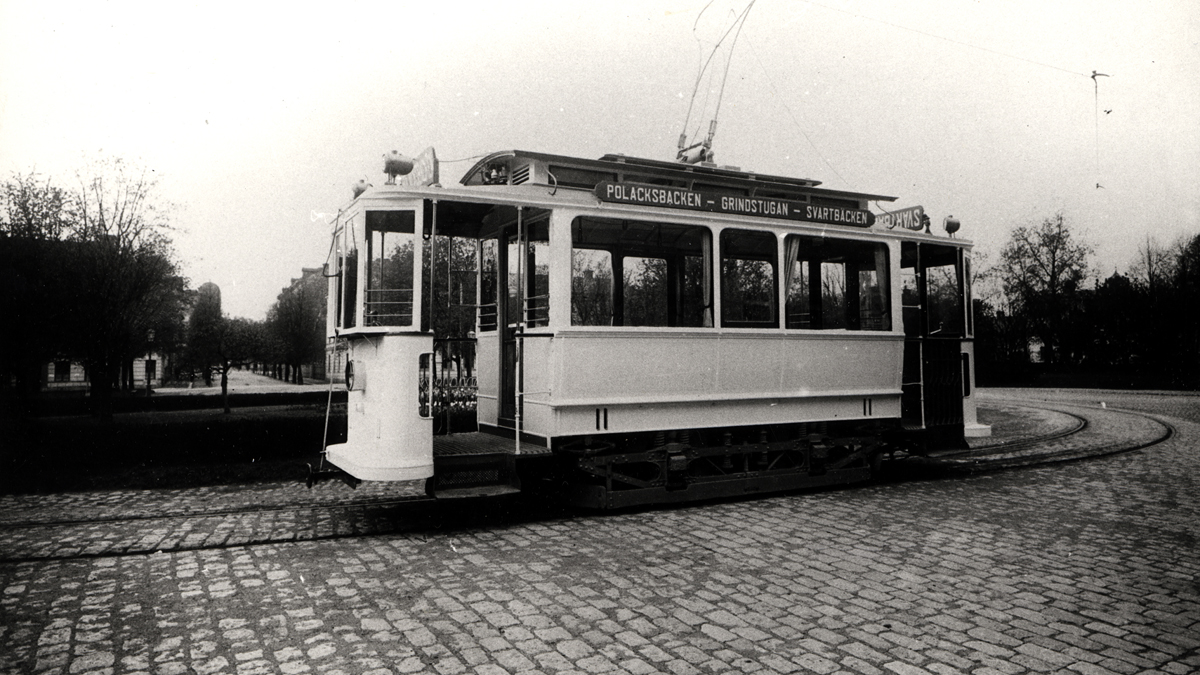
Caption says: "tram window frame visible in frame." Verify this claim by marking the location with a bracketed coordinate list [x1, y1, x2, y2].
[478, 238, 499, 332]
[720, 228, 779, 328]
[363, 210, 417, 328]
[335, 220, 359, 330]
[965, 255, 974, 337]
[784, 235, 891, 331]
[570, 216, 712, 328]
[508, 221, 551, 329]
[922, 248, 964, 337]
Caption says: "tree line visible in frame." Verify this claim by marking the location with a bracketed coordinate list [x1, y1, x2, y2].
[976, 212, 1200, 389]
[184, 272, 326, 413]
[0, 162, 328, 419]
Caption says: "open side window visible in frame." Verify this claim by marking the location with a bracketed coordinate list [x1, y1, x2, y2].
[901, 242, 963, 337]
[721, 229, 778, 328]
[571, 216, 712, 328]
[363, 210, 417, 327]
[785, 235, 890, 331]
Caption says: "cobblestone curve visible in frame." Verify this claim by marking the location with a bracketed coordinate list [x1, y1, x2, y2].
[1, 405, 1197, 675]
[916, 400, 1171, 473]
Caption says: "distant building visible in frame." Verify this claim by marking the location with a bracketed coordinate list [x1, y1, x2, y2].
[41, 355, 165, 393]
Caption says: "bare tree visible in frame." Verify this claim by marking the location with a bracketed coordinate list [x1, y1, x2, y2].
[1129, 236, 1177, 293]
[0, 173, 79, 414]
[67, 156, 189, 418]
[1, 162, 188, 419]
[997, 212, 1092, 364]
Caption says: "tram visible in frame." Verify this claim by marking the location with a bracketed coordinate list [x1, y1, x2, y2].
[319, 147, 988, 508]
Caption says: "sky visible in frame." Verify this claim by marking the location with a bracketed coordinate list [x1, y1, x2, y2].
[2, 0, 1197, 319]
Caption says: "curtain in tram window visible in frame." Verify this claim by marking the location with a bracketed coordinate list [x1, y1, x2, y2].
[702, 229, 714, 327]
[783, 235, 802, 295]
[875, 245, 891, 330]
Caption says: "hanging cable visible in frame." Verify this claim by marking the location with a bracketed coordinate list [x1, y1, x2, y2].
[744, 33, 852, 188]
[798, 0, 1091, 78]
[1092, 70, 1110, 188]
[440, 153, 490, 164]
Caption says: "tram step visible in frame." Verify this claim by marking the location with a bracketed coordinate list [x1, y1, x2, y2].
[427, 452, 521, 499]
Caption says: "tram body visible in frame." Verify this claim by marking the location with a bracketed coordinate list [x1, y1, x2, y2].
[323, 149, 988, 508]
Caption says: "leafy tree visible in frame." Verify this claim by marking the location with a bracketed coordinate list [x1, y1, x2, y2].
[1, 172, 73, 240]
[67, 157, 190, 418]
[267, 269, 326, 384]
[1087, 273, 1142, 369]
[186, 282, 224, 386]
[184, 282, 268, 411]
[626, 256, 668, 326]
[212, 318, 264, 413]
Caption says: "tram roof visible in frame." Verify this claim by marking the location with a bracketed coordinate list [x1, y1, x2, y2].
[461, 150, 896, 204]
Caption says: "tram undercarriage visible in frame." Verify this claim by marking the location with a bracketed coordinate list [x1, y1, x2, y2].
[511, 421, 888, 509]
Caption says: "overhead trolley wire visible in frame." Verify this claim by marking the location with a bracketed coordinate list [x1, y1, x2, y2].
[772, 1, 1109, 191]
[797, 0, 1092, 78]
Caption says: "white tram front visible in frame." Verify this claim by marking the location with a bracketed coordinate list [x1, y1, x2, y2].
[321, 149, 988, 508]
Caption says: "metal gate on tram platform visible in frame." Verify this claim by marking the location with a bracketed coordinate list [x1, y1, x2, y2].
[424, 337, 479, 435]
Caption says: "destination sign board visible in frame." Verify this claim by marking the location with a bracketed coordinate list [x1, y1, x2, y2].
[594, 181, 874, 227]
[400, 147, 439, 187]
[876, 205, 926, 231]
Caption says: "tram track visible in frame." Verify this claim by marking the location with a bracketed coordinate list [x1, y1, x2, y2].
[0, 493, 434, 530]
[905, 401, 1175, 474]
[0, 401, 1178, 563]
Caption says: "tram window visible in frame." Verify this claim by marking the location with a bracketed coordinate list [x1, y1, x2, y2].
[425, 236, 478, 339]
[901, 264, 920, 337]
[721, 229, 778, 327]
[965, 256, 974, 337]
[571, 217, 712, 328]
[925, 260, 963, 336]
[479, 239, 498, 331]
[900, 243, 963, 336]
[624, 256, 669, 326]
[338, 223, 359, 330]
[507, 222, 550, 328]
[364, 211, 416, 327]
[572, 249, 613, 326]
[785, 235, 890, 331]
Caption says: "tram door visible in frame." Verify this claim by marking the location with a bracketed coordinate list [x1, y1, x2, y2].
[496, 210, 550, 430]
[901, 242, 968, 450]
[498, 227, 520, 425]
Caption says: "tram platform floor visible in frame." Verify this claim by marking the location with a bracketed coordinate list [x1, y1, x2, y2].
[434, 431, 552, 457]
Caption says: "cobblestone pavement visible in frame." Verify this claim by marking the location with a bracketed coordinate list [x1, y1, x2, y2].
[1, 392, 1197, 675]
